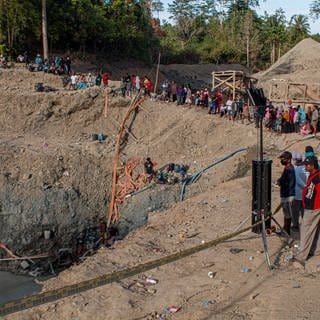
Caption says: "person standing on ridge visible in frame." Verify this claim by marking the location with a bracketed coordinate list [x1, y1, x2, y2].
[294, 156, 320, 265]
[277, 151, 296, 235]
[292, 152, 309, 232]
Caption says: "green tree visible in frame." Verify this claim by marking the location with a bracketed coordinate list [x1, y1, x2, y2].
[0, 0, 40, 55]
[168, 0, 207, 45]
[289, 14, 310, 43]
[106, 0, 156, 60]
[151, 0, 164, 20]
[310, 0, 320, 19]
[262, 9, 287, 64]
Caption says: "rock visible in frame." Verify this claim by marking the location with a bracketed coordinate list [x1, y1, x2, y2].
[20, 260, 30, 269]
[250, 293, 260, 300]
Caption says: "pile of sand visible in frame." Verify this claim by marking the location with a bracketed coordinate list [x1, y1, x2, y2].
[258, 38, 320, 83]
[255, 38, 320, 103]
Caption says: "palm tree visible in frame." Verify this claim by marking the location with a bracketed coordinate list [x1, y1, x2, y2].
[151, 0, 164, 20]
[263, 9, 287, 64]
[310, 0, 320, 19]
[289, 14, 310, 42]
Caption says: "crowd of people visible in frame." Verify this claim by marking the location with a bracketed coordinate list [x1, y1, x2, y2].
[157, 80, 320, 136]
[68, 71, 109, 90]
[120, 74, 153, 97]
[277, 146, 320, 268]
[262, 100, 319, 136]
[16, 52, 72, 76]
[14, 53, 320, 135]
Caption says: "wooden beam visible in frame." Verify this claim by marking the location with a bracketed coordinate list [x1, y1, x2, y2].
[269, 83, 273, 101]
[233, 71, 236, 100]
[285, 83, 289, 101]
[212, 72, 215, 91]
[213, 75, 234, 90]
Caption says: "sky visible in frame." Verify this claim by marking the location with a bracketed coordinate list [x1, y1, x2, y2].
[159, 0, 320, 34]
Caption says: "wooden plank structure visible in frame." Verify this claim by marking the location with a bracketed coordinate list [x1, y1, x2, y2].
[268, 79, 320, 106]
[211, 70, 255, 99]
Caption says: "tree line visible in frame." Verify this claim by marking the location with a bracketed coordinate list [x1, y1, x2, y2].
[0, 0, 320, 70]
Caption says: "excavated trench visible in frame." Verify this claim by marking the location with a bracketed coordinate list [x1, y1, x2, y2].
[0, 71, 260, 279]
[0, 143, 251, 277]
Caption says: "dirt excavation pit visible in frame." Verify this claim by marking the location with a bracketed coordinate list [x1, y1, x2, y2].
[0, 66, 257, 276]
[2, 62, 320, 319]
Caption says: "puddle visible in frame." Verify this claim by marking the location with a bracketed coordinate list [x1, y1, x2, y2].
[0, 271, 42, 304]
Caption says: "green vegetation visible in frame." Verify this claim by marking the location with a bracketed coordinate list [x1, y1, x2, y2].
[0, 0, 319, 69]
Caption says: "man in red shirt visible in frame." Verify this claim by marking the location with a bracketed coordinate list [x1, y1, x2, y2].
[102, 72, 108, 87]
[216, 90, 222, 114]
[295, 156, 320, 263]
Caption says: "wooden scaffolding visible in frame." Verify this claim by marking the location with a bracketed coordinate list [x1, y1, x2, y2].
[211, 70, 254, 99]
[268, 79, 320, 106]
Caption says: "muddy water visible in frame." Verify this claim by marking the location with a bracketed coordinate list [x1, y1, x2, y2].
[0, 271, 41, 304]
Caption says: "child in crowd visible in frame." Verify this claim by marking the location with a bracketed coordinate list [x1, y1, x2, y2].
[276, 113, 283, 133]
[300, 121, 312, 136]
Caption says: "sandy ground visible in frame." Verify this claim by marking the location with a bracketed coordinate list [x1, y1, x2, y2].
[4, 172, 320, 320]
[1, 62, 320, 319]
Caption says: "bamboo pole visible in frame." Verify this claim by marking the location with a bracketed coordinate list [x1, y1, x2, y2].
[107, 92, 145, 226]
[154, 52, 161, 94]
[233, 71, 236, 100]
[104, 88, 109, 118]
[109, 116, 139, 142]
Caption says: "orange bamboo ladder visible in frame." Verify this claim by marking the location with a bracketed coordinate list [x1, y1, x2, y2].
[107, 91, 145, 226]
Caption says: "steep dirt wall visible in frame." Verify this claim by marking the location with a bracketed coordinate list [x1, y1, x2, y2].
[0, 139, 113, 253]
[0, 67, 262, 256]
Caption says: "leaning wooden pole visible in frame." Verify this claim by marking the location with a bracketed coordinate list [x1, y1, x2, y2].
[104, 88, 109, 118]
[107, 92, 145, 226]
[154, 52, 161, 94]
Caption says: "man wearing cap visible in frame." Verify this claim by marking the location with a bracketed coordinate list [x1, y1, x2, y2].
[292, 152, 309, 232]
[295, 156, 320, 263]
[144, 157, 155, 176]
[277, 151, 296, 235]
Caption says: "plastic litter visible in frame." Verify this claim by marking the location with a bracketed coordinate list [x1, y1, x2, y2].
[249, 256, 254, 261]
[240, 268, 251, 273]
[167, 306, 181, 313]
[202, 300, 215, 306]
[285, 255, 294, 261]
[29, 267, 42, 277]
[20, 260, 30, 270]
[145, 278, 158, 285]
[208, 271, 216, 279]
[230, 248, 243, 254]
[92, 133, 106, 142]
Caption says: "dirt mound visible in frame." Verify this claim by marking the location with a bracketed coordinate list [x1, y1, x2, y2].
[160, 63, 249, 89]
[257, 38, 320, 83]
